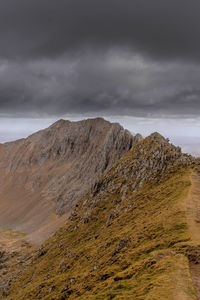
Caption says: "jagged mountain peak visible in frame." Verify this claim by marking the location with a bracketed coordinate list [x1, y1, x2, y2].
[4, 130, 199, 300]
[0, 118, 141, 241]
[150, 131, 167, 140]
[71, 133, 195, 224]
[49, 117, 114, 128]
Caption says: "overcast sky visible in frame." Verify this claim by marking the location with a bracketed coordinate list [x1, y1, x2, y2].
[0, 0, 200, 152]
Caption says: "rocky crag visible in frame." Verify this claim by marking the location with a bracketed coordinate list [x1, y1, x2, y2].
[0, 118, 141, 241]
[3, 133, 200, 300]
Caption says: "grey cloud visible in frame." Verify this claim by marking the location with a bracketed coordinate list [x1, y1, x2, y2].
[0, 1, 200, 118]
[0, 0, 200, 61]
[0, 50, 200, 117]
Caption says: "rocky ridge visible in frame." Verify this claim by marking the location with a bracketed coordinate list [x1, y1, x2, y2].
[0, 118, 141, 239]
[71, 132, 196, 224]
[3, 132, 199, 299]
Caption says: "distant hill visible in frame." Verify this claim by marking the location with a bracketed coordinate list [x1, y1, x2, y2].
[0, 118, 141, 242]
[4, 132, 200, 300]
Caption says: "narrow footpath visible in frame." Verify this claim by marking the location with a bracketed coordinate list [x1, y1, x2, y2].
[186, 172, 200, 300]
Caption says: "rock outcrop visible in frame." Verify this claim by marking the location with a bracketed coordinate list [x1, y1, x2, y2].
[71, 132, 196, 224]
[4, 132, 198, 300]
[0, 118, 141, 240]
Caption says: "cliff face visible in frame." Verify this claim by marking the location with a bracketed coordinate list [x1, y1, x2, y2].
[0, 118, 141, 240]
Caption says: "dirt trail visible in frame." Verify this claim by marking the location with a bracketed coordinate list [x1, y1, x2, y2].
[187, 173, 200, 241]
[186, 172, 200, 299]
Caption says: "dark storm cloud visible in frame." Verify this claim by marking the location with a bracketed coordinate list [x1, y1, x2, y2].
[0, 0, 200, 61]
[1, 51, 200, 117]
[0, 0, 200, 117]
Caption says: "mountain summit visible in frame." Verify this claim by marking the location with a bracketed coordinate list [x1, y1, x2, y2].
[2, 122, 200, 299]
[0, 118, 141, 241]
[2, 130, 200, 300]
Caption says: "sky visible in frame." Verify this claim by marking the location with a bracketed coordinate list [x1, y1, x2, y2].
[0, 0, 200, 153]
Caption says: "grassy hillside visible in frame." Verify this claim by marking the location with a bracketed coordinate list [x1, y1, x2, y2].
[4, 134, 199, 299]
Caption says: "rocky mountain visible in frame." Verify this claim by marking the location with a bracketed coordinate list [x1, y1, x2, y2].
[2, 132, 200, 299]
[0, 118, 141, 242]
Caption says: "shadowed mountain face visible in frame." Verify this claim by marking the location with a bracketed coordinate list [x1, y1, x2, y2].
[0, 118, 141, 241]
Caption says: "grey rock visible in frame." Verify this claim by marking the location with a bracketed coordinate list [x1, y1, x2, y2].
[0, 118, 141, 219]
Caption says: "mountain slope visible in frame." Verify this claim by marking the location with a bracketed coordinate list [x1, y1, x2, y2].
[0, 118, 141, 242]
[186, 172, 200, 299]
[4, 133, 200, 300]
